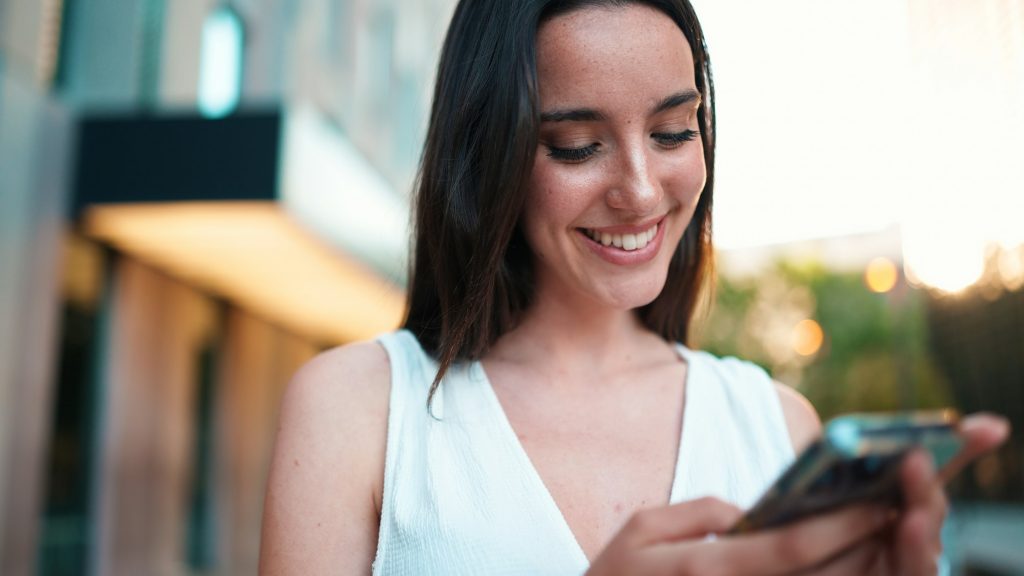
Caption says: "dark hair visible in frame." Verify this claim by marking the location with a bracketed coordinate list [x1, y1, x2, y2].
[404, 0, 716, 405]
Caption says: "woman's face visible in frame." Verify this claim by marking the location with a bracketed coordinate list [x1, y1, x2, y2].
[524, 4, 706, 311]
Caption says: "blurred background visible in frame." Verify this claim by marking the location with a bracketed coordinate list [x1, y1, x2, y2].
[0, 0, 1020, 574]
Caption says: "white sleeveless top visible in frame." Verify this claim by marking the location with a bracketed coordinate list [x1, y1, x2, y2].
[372, 330, 795, 576]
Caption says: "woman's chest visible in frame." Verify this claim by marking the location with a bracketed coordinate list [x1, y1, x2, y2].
[494, 378, 687, 562]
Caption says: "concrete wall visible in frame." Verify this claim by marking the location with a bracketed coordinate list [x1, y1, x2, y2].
[215, 310, 317, 574]
[0, 57, 71, 576]
[90, 259, 215, 575]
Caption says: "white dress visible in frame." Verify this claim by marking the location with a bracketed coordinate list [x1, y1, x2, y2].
[371, 330, 795, 576]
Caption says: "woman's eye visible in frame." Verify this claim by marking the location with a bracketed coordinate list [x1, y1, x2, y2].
[653, 129, 698, 148]
[546, 143, 599, 163]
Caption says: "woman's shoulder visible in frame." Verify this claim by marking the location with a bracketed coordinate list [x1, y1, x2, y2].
[275, 338, 393, 476]
[260, 338, 394, 572]
[274, 338, 395, 494]
[295, 337, 392, 381]
[285, 338, 392, 419]
[772, 381, 821, 452]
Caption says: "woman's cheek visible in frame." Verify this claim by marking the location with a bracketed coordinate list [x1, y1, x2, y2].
[680, 149, 707, 204]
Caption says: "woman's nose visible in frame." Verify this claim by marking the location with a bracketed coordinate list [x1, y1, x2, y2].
[605, 143, 662, 214]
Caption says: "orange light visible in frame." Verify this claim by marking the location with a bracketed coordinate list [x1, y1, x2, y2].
[865, 257, 898, 293]
[83, 202, 405, 344]
[792, 319, 824, 357]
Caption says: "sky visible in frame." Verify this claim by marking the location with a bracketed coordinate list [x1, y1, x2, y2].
[689, 0, 1024, 290]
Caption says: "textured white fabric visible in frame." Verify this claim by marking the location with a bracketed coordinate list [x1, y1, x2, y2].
[371, 330, 795, 576]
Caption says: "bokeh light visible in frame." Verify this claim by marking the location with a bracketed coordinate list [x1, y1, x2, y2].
[864, 257, 898, 294]
[996, 245, 1024, 292]
[902, 227, 987, 294]
[198, 6, 244, 118]
[792, 318, 824, 357]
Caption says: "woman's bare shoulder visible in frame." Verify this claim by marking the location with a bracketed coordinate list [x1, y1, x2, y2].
[278, 340, 392, 445]
[273, 339, 392, 495]
[287, 340, 392, 411]
[259, 340, 392, 574]
[773, 381, 822, 453]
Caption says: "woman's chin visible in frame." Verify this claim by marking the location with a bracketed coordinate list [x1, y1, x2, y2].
[595, 282, 666, 311]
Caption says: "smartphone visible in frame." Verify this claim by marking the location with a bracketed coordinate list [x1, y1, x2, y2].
[728, 409, 962, 534]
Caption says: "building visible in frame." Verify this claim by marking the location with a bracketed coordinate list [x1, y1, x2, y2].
[1, 0, 454, 573]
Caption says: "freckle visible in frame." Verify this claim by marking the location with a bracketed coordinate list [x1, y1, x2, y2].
[293, 459, 299, 466]
[318, 522, 322, 527]
[614, 502, 623, 513]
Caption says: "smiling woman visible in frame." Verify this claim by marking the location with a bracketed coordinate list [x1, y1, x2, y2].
[404, 1, 717, 404]
[258, 1, 1008, 575]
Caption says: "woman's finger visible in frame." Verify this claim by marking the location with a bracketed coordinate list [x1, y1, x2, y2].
[902, 450, 948, 532]
[895, 508, 943, 576]
[903, 450, 944, 511]
[800, 533, 887, 576]
[664, 504, 892, 576]
[587, 498, 744, 576]
[939, 413, 1010, 483]
[895, 451, 947, 575]
[622, 497, 744, 546]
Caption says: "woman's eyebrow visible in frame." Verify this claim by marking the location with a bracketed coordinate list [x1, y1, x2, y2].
[653, 89, 701, 114]
[539, 90, 701, 123]
[540, 108, 605, 123]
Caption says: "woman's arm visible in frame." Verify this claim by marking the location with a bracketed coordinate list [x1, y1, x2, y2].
[259, 342, 391, 575]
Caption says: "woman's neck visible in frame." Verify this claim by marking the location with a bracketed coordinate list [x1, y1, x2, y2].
[486, 284, 674, 383]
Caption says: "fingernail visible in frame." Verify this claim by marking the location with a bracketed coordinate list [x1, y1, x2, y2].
[962, 413, 1010, 435]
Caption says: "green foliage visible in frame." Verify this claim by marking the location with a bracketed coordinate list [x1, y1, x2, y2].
[699, 258, 954, 420]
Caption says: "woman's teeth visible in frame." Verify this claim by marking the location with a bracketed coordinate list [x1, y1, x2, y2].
[584, 224, 658, 251]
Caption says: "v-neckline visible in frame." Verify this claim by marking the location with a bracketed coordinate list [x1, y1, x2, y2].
[472, 344, 697, 566]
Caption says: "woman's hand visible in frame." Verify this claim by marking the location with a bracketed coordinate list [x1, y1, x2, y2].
[585, 497, 892, 576]
[797, 449, 944, 575]
[587, 412, 1010, 576]
[807, 412, 1011, 575]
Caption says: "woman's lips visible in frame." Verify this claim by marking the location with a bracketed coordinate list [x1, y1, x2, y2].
[576, 218, 666, 265]
[581, 221, 659, 251]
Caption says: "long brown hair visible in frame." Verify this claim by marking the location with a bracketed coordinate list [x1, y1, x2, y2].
[404, 0, 717, 407]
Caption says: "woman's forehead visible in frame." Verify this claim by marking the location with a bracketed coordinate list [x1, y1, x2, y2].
[535, 4, 697, 111]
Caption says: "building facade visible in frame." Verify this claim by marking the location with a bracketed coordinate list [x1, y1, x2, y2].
[1, 0, 454, 573]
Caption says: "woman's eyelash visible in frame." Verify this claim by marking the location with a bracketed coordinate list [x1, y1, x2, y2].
[546, 130, 697, 162]
[547, 143, 598, 162]
[653, 129, 699, 145]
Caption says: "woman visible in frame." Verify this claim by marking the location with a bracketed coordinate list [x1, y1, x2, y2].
[259, 1, 1009, 574]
